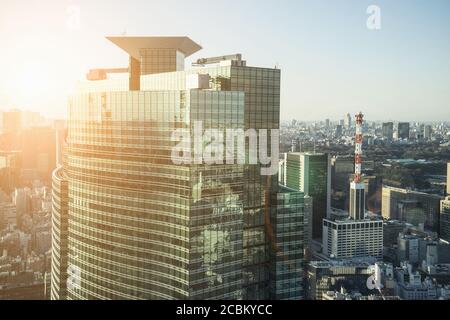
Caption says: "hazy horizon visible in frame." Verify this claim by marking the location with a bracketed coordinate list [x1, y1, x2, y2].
[0, 0, 449, 121]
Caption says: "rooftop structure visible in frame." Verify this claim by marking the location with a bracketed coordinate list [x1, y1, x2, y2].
[106, 36, 202, 59]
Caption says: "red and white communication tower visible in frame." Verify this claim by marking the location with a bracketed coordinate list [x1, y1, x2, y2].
[354, 112, 364, 183]
[349, 112, 365, 220]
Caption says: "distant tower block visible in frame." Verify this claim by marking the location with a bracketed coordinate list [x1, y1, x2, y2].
[291, 139, 297, 152]
[349, 112, 365, 220]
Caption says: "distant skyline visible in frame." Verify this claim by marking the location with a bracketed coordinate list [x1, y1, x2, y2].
[0, 108, 448, 124]
[0, 0, 449, 121]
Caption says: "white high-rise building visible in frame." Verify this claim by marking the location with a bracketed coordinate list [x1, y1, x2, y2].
[344, 113, 352, 128]
[322, 218, 383, 260]
[424, 125, 432, 140]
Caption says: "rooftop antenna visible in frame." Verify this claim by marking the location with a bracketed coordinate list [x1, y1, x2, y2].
[349, 112, 366, 221]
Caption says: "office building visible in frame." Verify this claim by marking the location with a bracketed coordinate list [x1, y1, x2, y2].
[269, 186, 306, 300]
[382, 122, 394, 141]
[291, 138, 300, 153]
[447, 163, 450, 195]
[0, 150, 22, 194]
[2, 110, 22, 135]
[344, 113, 352, 128]
[363, 175, 381, 213]
[0, 203, 17, 228]
[440, 163, 450, 242]
[423, 125, 432, 140]
[397, 233, 421, 265]
[395, 232, 450, 266]
[1, 110, 22, 150]
[397, 122, 410, 140]
[331, 155, 354, 188]
[279, 154, 313, 250]
[50, 166, 69, 300]
[306, 260, 372, 300]
[335, 124, 342, 138]
[13, 187, 31, 227]
[51, 36, 283, 300]
[383, 220, 408, 247]
[286, 152, 331, 240]
[322, 218, 383, 260]
[303, 195, 313, 250]
[330, 155, 353, 210]
[20, 126, 56, 181]
[382, 186, 442, 231]
[395, 263, 438, 300]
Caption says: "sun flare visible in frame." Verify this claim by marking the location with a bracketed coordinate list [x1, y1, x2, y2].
[9, 62, 54, 104]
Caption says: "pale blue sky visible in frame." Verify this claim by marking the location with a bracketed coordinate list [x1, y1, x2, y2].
[0, 0, 449, 121]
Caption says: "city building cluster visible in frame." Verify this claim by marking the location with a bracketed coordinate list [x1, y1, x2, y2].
[0, 185, 52, 299]
[279, 113, 450, 300]
[1, 36, 449, 300]
[0, 109, 63, 299]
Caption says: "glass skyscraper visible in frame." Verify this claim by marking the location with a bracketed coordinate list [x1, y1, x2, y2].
[269, 186, 305, 299]
[440, 198, 450, 242]
[382, 122, 394, 141]
[440, 163, 450, 242]
[397, 122, 410, 140]
[50, 166, 68, 300]
[285, 152, 331, 240]
[50, 36, 295, 300]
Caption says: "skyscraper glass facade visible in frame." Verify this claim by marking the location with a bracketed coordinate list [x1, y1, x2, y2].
[51, 37, 282, 300]
[50, 166, 68, 300]
[269, 187, 305, 300]
[285, 153, 330, 240]
[441, 198, 450, 242]
[64, 90, 245, 299]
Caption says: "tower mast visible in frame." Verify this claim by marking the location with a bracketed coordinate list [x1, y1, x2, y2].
[349, 112, 365, 220]
[354, 112, 364, 183]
